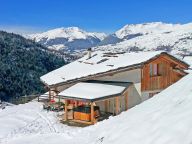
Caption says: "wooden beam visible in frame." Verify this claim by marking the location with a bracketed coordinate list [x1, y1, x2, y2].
[48, 90, 51, 101]
[105, 100, 108, 112]
[115, 97, 119, 115]
[64, 99, 68, 121]
[91, 102, 94, 124]
[71, 119, 93, 125]
[74, 101, 78, 107]
[125, 92, 128, 110]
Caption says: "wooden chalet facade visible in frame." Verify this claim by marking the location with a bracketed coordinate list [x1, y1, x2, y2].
[40, 51, 189, 125]
[141, 53, 188, 97]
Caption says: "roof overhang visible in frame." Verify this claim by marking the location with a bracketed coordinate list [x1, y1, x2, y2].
[57, 82, 130, 102]
[45, 64, 142, 88]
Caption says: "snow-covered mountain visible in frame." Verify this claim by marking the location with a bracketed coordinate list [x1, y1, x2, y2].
[96, 22, 192, 56]
[29, 22, 192, 56]
[29, 27, 107, 52]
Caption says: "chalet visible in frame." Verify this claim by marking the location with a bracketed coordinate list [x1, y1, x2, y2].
[40, 51, 189, 125]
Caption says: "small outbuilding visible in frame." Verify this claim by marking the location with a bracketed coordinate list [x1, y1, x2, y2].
[58, 81, 131, 124]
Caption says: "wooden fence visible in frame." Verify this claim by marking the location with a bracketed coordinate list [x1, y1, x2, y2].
[8, 94, 40, 105]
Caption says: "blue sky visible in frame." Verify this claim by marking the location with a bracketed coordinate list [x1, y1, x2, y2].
[0, 0, 192, 34]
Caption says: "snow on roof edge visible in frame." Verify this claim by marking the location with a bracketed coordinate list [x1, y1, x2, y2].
[40, 51, 188, 87]
[58, 82, 127, 101]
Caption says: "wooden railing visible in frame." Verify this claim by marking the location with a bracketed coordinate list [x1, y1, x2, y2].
[8, 94, 40, 105]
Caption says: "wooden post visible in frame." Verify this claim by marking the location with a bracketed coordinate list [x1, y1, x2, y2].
[91, 102, 94, 124]
[58, 95, 61, 103]
[48, 90, 51, 101]
[170, 67, 172, 85]
[105, 100, 108, 112]
[74, 101, 78, 107]
[64, 99, 68, 121]
[125, 91, 128, 110]
[115, 97, 119, 115]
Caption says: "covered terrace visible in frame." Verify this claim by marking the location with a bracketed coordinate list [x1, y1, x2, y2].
[58, 81, 132, 125]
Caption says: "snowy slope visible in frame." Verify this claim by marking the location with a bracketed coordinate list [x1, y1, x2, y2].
[84, 73, 192, 144]
[1, 74, 192, 144]
[0, 102, 79, 143]
[29, 27, 106, 51]
[115, 22, 182, 38]
[183, 56, 192, 69]
[96, 22, 192, 56]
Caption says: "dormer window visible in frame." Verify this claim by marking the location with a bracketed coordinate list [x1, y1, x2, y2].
[150, 63, 160, 77]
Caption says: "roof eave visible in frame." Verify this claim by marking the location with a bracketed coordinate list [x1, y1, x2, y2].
[57, 87, 128, 102]
[48, 63, 143, 88]
[43, 52, 189, 88]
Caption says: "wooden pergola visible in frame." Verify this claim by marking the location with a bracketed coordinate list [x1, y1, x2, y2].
[63, 99, 97, 124]
[58, 82, 131, 125]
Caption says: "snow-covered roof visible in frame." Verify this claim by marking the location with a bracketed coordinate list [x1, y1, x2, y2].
[58, 82, 126, 101]
[183, 56, 192, 69]
[40, 51, 186, 86]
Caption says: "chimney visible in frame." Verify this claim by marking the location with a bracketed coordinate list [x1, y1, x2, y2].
[87, 48, 92, 59]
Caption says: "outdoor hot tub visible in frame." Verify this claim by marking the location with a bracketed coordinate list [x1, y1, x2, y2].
[73, 105, 100, 122]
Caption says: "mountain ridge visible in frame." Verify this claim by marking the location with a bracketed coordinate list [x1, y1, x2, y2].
[96, 22, 192, 56]
[28, 22, 192, 56]
[29, 27, 107, 52]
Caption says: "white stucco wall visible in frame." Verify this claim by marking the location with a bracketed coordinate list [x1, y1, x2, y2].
[93, 69, 141, 83]
[134, 83, 141, 96]
[141, 92, 150, 101]
[127, 85, 142, 108]
[94, 68, 142, 100]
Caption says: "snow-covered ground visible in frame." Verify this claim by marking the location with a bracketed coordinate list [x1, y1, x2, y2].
[1, 73, 192, 144]
[0, 102, 79, 144]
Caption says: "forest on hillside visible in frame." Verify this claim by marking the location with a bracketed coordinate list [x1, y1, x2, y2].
[0, 31, 66, 101]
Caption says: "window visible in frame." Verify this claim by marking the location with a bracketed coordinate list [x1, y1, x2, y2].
[153, 64, 158, 76]
[150, 63, 161, 77]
